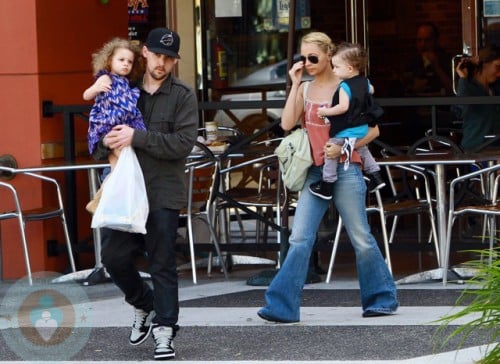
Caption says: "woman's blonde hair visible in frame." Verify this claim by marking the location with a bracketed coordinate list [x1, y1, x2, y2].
[90, 37, 143, 82]
[300, 31, 336, 57]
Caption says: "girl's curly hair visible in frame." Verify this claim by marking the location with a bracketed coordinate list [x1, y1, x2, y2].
[90, 38, 144, 82]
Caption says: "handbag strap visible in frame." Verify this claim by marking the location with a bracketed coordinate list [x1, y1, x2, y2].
[303, 80, 310, 109]
[301, 81, 311, 129]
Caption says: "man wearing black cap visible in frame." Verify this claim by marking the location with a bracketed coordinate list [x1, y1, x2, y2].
[93, 27, 198, 360]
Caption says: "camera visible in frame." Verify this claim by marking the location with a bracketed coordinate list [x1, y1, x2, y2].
[453, 54, 476, 73]
[457, 55, 472, 69]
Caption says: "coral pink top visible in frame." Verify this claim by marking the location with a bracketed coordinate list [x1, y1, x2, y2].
[302, 82, 360, 166]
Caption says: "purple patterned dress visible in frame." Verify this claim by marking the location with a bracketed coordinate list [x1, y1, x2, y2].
[87, 70, 146, 154]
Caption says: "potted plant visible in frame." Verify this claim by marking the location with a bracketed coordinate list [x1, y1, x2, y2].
[435, 247, 499, 363]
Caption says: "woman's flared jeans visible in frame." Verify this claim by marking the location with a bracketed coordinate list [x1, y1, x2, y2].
[259, 164, 399, 322]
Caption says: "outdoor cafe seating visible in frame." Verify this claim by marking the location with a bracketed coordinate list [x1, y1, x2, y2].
[4, 95, 494, 285]
[0, 166, 76, 285]
[177, 127, 286, 282]
[443, 162, 500, 284]
[180, 142, 229, 284]
[325, 161, 439, 282]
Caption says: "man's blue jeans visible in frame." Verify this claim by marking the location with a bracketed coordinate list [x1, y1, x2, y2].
[259, 164, 399, 322]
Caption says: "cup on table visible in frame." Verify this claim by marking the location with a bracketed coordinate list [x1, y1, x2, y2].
[205, 121, 218, 142]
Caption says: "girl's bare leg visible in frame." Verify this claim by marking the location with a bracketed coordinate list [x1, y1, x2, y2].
[86, 149, 119, 214]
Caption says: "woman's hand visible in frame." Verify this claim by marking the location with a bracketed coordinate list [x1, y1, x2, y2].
[317, 106, 327, 119]
[456, 56, 479, 78]
[288, 60, 304, 85]
[455, 59, 468, 78]
[324, 142, 342, 159]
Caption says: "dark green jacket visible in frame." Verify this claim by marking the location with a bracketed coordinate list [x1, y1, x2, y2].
[93, 74, 198, 210]
[457, 77, 500, 151]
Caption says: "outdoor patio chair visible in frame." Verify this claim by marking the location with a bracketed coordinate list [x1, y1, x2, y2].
[443, 163, 500, 284]
[180, 142, 229, 284]
[325, 163, 439, 283]
[217, 155, 282, 240]
[216, 138, 286, 246]
[0, 167, 76, 285]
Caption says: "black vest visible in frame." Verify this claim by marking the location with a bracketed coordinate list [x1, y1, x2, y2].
[328, 75, 372, 137]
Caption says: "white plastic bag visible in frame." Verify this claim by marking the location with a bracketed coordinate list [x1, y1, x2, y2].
[91, 146, 149, 234]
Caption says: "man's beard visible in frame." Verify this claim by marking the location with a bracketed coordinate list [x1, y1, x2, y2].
[149, 67, 167, 81]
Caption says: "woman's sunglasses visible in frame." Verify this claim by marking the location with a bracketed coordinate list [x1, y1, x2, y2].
[300, 55, 319, 64]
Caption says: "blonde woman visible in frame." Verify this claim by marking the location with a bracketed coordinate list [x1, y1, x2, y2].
[258, 32, 398, 323]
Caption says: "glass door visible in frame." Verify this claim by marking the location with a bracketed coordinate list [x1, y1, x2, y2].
[453, 0, 500, 93]
[197, 0, 468, 141]
[197, 0, 348, 132]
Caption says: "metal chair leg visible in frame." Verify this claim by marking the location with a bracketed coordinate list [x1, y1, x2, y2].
[326, 216, 343, 283]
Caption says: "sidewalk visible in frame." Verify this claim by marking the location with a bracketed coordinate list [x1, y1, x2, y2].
[0, 263, 495, 363]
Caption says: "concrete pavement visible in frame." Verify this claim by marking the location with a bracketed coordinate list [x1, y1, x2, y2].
[0, 266, 496, 363]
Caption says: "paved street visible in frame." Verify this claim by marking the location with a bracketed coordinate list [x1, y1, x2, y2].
[0, 262, 495, 363]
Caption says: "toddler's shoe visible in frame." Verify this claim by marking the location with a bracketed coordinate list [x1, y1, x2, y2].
[366, 171, 386, 193]
[308, 180, 334, 200]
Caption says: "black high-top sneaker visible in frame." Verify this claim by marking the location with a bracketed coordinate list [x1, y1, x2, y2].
[366, 171, 386, 193]
[308, 180, 334, 200]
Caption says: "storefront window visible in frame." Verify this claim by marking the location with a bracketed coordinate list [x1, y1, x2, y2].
[201, 0, 311, 93]
[128, 0, 166, 43]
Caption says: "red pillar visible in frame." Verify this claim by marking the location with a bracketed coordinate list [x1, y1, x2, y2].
[0, 0, 128, 280]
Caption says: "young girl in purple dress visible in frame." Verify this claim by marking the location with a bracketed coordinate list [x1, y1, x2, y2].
[84, 38, 146, 212]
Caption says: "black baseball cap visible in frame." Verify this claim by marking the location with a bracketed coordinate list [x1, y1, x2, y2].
[145, 27, 180, 58]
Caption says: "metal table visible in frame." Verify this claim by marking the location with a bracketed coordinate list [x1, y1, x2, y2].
[377, 150, 500, 284]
